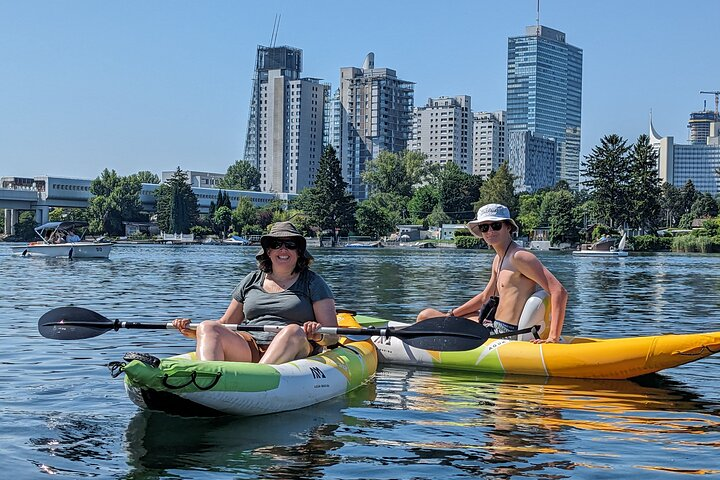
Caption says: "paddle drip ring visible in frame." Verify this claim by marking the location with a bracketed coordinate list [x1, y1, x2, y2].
[162, 371, 222, 391]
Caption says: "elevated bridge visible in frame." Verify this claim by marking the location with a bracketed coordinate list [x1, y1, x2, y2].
[1, 175, 296, 235]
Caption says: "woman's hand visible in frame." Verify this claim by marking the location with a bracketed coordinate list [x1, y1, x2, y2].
[302, 321, 323, 342]
[172, 318, 197, 339]
[532, 336, 560, 344]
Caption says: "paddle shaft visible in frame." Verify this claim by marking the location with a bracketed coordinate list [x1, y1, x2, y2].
[46, 319, 536, 340]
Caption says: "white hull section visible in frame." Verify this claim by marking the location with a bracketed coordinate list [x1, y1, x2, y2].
[70, 243, 112, 258]
[12, 242, 112, 258]
[158, 358, 355, 416]
[12, 244, 73, 257]
[572, 250, 628, 257]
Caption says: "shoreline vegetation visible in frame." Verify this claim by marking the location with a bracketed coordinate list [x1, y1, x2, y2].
[2, 138, 719, 253]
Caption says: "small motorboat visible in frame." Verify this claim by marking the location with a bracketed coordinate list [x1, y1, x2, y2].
[11, 221, 112, 259]
[572, 233, 629, 257]
[222, 235, 252, 245]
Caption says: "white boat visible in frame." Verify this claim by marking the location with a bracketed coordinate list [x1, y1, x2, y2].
[222, 235, 252, 245]
[572, 233, 628, 257]
[11, 221, 112, 259]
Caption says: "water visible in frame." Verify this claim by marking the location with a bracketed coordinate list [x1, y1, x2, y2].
[1, 244, 719, 479]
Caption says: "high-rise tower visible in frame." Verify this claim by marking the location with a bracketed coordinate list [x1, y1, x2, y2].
[506, 25, 583, 189]
[410, 96, 472, 173]
[243, 45, 326, 193]
[688, 110, 720, 144]
[339, 53, 414, 199]
[473, 110, 506, 178]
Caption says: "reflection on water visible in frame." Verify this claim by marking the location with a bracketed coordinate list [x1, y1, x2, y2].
[124, 382, 376, 479]
[2, 245, 720, 478]
[340, 367, 720, 478]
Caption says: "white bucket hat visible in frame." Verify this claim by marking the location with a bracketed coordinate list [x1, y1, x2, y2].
[467, 203, 518, 238]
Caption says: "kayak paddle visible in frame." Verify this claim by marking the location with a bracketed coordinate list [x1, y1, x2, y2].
[38, 306, 538, 351]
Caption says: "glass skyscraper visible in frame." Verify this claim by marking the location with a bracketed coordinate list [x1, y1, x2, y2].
[507, 25, 583, 189]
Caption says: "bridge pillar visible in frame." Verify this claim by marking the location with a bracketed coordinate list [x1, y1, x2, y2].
[6, 209, 20, 235]
[34, 206, 50, 226]
[4, 209, 11, 235]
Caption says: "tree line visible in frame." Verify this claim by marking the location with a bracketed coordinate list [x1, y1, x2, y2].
[6, 134, 719, 244]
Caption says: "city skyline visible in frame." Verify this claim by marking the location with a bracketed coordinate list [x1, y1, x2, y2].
[2, 0, 718, 180]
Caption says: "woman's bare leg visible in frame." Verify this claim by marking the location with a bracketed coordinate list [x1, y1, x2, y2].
[260, 324, 311, 364]
[195, 321, 253, 362]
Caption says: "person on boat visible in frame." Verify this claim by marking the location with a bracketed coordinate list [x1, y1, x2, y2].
[416, 203, 568, 343]
[66, 230, 81, 243]
[172, 221, 338, 363]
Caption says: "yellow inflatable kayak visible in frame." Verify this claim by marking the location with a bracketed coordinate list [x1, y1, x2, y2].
[357, 292, 720, 379]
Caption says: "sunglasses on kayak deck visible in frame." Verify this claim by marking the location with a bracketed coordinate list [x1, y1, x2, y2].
[268, 239, 299, 250]
[478, 222, 505, 233]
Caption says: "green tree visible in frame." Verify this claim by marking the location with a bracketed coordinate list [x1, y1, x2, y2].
[426, 204, 452, 228]
[256, 198, 287, 230]
[361, 150, 428, 198]
[49, 207, 88, 222]
[626, 134, 662, 231]
[208, 189, 232, 235]
[517, 192, 543, 234]
[219, 160, 260, 191]
[132, 170, 160, 184]
[297, 145, 356, 243]
[12, 211, 37, 241]
[155, 167, 199, 234]
[581, 134, 631, 228]
[87, 169, 143, 235]
[231, 196, 258, 233]
[690, 193, 719, 219]
[545, 190, 580, 244]
[660, 182, 683, 228]
[680, 179, 699, 215]
[436, 162, 483, 222]
[213, 206, 233, 238]
[475, 162, 518, 215]
[355, 194, 402, 238]
[407, 184, 439, 221]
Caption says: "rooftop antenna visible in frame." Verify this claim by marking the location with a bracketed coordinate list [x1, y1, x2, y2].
[269, 14, 281, 47]
[536, 0, 540, 36]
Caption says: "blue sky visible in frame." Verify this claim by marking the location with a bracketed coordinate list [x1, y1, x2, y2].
[1, 0, 718, 180]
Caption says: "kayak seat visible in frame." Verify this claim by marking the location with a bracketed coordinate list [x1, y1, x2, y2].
[517, 290, 552, 341]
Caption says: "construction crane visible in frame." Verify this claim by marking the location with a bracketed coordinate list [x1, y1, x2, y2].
[700, 91, 720, 116]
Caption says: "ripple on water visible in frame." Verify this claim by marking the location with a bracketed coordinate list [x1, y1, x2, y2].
[1, 245, 719, 478]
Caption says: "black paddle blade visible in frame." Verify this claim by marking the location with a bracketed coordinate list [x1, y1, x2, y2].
[392, 316, 490, 351]
[38, 307, 115, 340]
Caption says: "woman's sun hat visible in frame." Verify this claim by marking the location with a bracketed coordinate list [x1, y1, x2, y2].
[256, 221, 313, 260]
[467, 203, 518, 239]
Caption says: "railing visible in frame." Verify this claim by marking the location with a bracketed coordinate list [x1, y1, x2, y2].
[161, 233, 194, 242]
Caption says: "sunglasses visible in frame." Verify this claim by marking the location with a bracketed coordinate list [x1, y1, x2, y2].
[478, 222, 505, 233]
[267, 239, 299, 250]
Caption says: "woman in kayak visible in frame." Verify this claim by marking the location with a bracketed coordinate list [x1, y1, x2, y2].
[417, 203, 567, 343]
[172, 221, 338, 363]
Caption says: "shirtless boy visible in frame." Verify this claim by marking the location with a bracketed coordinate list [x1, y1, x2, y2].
[417, 203, 567, 343]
